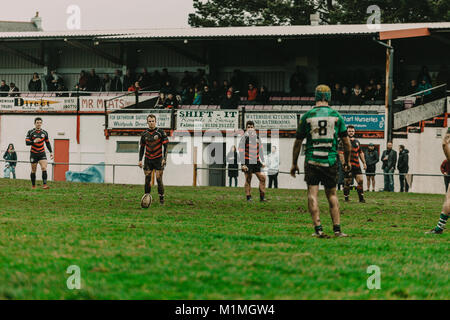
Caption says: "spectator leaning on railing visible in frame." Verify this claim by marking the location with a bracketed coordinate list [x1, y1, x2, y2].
[247, 83, 258, 102]
[28, 73, 42, 92]
[220, 90, 238, 110]
[163, 92, 179, 109]
[0, 80, 9, 97]
[8, 83, 19, 97]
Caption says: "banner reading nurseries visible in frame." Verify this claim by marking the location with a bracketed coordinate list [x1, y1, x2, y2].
[176, 110, 239, 130]
[108, 110, 172, 129]
[245, 113, 298, 130]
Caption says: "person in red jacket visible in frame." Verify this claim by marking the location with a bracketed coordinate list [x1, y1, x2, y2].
[247, 83, 258, 101]
[440, 159, 450, 192]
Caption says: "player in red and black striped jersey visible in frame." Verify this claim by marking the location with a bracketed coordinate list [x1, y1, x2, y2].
[338, 125, 367, 203]
[25, 117, 53, 189]
[238, 121, 266, 202]
[138, 114, 169, 205]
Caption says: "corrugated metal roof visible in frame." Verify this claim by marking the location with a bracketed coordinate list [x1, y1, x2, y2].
[0, 22, 449, 40]
[0, 21, 39, 32]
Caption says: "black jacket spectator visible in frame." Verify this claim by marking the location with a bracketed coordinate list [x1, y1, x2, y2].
[3, 145, 17, 168]
[397, 148, 409, 173]
[256, 86, 270, 104]
[0, 81, 10, 97]
[28, 73, 42, 91]
[8, 83, 19, 97]
[110, 71, 122, 92]
[349, 85, 363, 105]
[220, 92, 238, 110]
[87, 69, 101, 91]
[101, 75, 112, 92]
[202, 86, 213, 105]
[365, 148, 379, 167]
[340, 87, 351, 104]
[160, 81, 175, 95]
[123, 70, 135, 92]
[381, 149, 397, 171]
[181, 87, 194, 105]
[140, 68, 152, 90]
[163, 93, 179, 109]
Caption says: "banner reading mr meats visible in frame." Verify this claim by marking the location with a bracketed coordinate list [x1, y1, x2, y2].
[80, 94, 157, 112]
[342, 114, 385, 131]
[177, 110, 239, 130]
[108, 110, 172, 129]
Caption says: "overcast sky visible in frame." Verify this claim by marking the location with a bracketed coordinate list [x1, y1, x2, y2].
[0, 0, 194, 31]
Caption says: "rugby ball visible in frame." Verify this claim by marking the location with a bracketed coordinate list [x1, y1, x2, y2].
[141, 193, 152, 208]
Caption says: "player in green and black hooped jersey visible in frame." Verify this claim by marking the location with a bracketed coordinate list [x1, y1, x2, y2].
[338, 125, 367, 203]
[426, 128, 450, 234]
[291, 84, 352, 238]
[25, 117, 53, 189]
[238, 120, 266, 202]
[138, 114, 169, 205]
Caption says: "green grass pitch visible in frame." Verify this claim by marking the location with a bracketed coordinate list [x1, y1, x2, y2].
[0, 178, 448, 299]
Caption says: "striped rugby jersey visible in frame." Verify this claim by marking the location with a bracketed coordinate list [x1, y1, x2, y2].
[140, 128, 169, 160]
[238, 132, 265, 165]
[296, 106, 347, 167]
[26, 128, 52, 154]
[339, 138, 361, 168]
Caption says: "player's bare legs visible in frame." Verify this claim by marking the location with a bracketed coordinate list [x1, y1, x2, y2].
[156, 169, 165, 204]
[367, 175, 375, 192]
[244, 172, 252, 201]
[255, 172, 266, 201]
[144, 169, 152, 194]
[426, 185, 450, 234]
[355, 174, 365, 202]
[343, 174, 352, 201]
[325, 187, 347, 237]
[30, 162, 38, 188]
[307, 185, 320, 226]
[39, 159, 49, 189]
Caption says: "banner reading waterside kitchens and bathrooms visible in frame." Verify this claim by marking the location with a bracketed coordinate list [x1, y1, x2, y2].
[176, 110, 239, 130]
[342, 114, 385, 131]
[245, 113, 298, 130]
[108, 111, 172, 129]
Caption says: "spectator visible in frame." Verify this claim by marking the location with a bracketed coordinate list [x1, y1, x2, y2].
[349, 84, 363, 105]
[417, 78, 432, 103]
[180, 71, 194, 90]
[340, 86, 351, 104]
[163, 92, 179, 109]
[28, 73, 42, 92]
[406, 79, 418, 95]
[140, 68, 152, 90]
[210, 80, 221, 104]
[87, 69, 101, 91]
[78, 70, 88, 91]
[397, 145, 409, 192]
[0, 80, 10, 97]
[226, 145, 239, 187]
[55, 83, 69, 97]
[266, 145, 280, 188]
[101, 74, 112, 92]
[160, 68, 171, 87]
[50, 70, 63, 91]
[181, 87, 194, 105]
[247, 83, 258, 102]
[221, 80, 230, 99]
[151, 70, 161, 90]
[160, 80, 174, 95]
[110, 70, 123, 92]
[155, 92, 166, 108]
[123, 69, 135, 92]
[192, 86, 202, 105]
[332, 83, 343, 103]
[128, 81, 141, 92]
[193, 69, 207, 87]
[381, 141, 397, 192]
[440, 159, 450, 192]
[230, 69, 244, 95]
[373, 83, 385, 101]
[202, 85, 213, 105]
[289, 66, 306, 95]
[220, 90, 238, 110]
[8, 83, 19, 97]
[364, 143, 379, 192]
[3, 143, 17, 179]
[417, 66, 432, 85]
[256, 85, 270, 104]
[363, 82, 376, 101]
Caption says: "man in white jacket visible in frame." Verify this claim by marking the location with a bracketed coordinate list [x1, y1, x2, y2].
[266, 146, 280, 188]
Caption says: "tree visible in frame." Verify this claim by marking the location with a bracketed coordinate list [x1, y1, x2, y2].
[188, 0, 450, 27]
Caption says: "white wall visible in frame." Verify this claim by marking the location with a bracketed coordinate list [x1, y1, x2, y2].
[0, 114, 447, 195]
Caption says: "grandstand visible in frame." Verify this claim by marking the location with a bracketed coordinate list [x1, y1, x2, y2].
[0, 22, 449, 193]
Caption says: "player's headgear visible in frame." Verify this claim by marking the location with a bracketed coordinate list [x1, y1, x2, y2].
[315, 84, 331, 102]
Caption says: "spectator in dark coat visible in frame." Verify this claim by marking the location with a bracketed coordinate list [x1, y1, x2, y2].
[440, 159, 450, 192]
[332, 83, 343, 104]
[78, 70, 89, 91]
[101, 74, 112, 92]
[181, 87, 194, 105]
[220, 91, 238, 110]
[28, 73, 42, 91]
[349, 84, 363, 105]
[256, 85, 270, 104]
[202, 85, 213, 105]
[417, 66, 432, 85]
[365, 143, 379, 192]
[0, 80, 10, 97]
[226, 145, 239, 187]
[373, 84, 385, 102]
[381, 142, 397, 192]
[139, 68, 152, 90]
[110, 70, 122, 92]
[160, 80, 174, 95]
[8, 83, 19, 97]
[340, 86, 351, 104]
[210, 80, 221, 104]
[86, 69, 101, 91]
[122, 69, 135, 92]
[163, 93, 179, 109]
[397, 145, 409, 192]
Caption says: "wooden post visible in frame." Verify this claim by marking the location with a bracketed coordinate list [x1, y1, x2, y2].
[193, 146, 198, 187]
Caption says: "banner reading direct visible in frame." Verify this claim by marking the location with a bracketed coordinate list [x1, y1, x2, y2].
[245, 113, 298, 130]
[176, 110, 239, 130]
[108, 111, 172, 129]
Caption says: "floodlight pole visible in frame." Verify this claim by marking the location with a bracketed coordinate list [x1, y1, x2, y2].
[374, 38, 394, 143]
